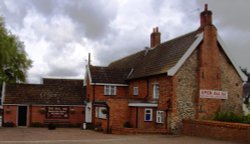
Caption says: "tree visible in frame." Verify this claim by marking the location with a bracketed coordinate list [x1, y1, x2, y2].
[240, 67, 250, 82]
[0, 17, 32, 83]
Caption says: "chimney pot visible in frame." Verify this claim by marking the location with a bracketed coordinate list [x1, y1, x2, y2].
[205, 4, 208, 11]
[200, 4, 213, 28]
[150, 27, 161, 48]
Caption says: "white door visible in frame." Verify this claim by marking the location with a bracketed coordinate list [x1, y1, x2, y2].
[85, 102, 92, 123]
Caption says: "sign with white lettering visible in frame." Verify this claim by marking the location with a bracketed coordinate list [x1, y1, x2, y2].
[46, 106, 69, 119]
[200, 90, 228, 99]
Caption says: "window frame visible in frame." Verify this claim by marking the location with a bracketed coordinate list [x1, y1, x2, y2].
[104, 85, 117, 96]
[153, 83, 159, 99]
[133, 86, 139, 96]
[95, 107, 107, 119]
[156, 110, 164, 123]
[144, 108, 153, 121]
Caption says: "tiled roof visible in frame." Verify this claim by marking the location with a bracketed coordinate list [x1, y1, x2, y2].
[89, 66, 131, 84]
[109, 30, 200, 79]
[43, 78, 83, 86]
[4, 83, 85, 105]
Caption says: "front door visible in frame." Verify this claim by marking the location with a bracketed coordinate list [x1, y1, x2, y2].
[85, 102, 92, 123]
[18, 106, 27, 126]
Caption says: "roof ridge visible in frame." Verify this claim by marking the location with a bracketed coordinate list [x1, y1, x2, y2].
[156, 30, 199, 47]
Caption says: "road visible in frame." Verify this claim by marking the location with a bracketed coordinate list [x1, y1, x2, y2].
[0, 128, 244, 144]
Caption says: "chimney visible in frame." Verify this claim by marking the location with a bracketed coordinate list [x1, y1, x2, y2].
[150, 27, 161, 48]
[88, 53, 91, 66]
[200, 4, 213, 28]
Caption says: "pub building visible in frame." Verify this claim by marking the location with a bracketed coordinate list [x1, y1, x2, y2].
[2, 78, 85, 127]
[0, 5, 247, 134]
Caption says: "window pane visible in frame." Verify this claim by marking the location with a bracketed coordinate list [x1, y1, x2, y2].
[104, 85, 116, 96]
[144, 108, 152, 121]
[133, 87, 139, 95]
[145, 114, 151, 121]
[156, 111, 164, 123]
[153, 84, 159, 99]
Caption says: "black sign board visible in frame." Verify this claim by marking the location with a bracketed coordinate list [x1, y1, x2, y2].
[46, 106, 69, 119]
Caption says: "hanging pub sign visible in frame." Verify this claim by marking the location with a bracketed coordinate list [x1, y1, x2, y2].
[46, 106, 69, 119]
[200, 90, 228, 99]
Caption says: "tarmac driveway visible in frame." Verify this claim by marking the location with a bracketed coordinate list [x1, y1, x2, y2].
[0, 128, 244, 144]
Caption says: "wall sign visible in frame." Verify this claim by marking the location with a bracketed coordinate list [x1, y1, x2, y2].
[200, 90, 228, 99]
[46, 106, 69, 119]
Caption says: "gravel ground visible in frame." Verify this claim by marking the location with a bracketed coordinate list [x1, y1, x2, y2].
[0, 128, 245, 144]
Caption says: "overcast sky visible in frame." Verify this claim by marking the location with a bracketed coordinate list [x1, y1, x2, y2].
[0, 0, 249, 83]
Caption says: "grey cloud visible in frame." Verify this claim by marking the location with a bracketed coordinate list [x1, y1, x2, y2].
[196, 0, 250, 30]
[47, 66, 80, 77]
[0, 0, 30, 29]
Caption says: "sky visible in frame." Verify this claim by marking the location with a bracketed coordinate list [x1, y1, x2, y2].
[0, 0, 249, 83]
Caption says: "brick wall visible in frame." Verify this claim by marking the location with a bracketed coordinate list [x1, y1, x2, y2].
[198, 26, 222, 118]
[4, 105, 84, 127]
[107, 99, 129, 129]
[128, 75, 172, 108]
[3, 106, 17, 126]
[30, 106, 45, 124]
[183, 119, 250, 143]
[86, 74, 128, 102]
[128, 79, 148, 99]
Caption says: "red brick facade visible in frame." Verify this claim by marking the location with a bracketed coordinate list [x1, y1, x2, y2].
[183, 119, 250, 143]
[85, 5, 246, 134]
[3, 105, 84, 127]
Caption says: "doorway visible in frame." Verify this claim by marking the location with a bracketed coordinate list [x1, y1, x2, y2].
[18, 106, 27, 126]
[85, 102, 92, 123]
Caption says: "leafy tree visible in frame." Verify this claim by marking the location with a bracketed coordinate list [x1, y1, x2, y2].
[0, 17, 32, 83]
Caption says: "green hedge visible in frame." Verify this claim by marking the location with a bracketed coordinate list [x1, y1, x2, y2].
[214, 111, 250, 124]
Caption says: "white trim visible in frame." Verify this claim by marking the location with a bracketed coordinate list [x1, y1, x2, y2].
[217, 35, 248, 82]
[133, 87, 139, 95]
[167, 32, 247, 82]
[86, 65, 93, 84]
[152, 83, 159, 99]
[156, 110, 164, 123]
[168, 33, 203, 76]
[128, 103, 158, 107]
[104, 85, 117, 95]
[85, 102, 92, 123]
[144, 108, 153, 121]
[91, 83, 128, 86]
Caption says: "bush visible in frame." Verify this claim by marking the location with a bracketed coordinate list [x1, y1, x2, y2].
[30, 122, 44, 127]
[214, 111, 250, 124]
[123, 122, 133, 128]
[48, 123, 56, 130]
[3, 121, 15, 127]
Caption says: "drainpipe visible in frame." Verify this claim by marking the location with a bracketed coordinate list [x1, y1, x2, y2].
[1, 82, 6, 106]
[106, 104, 111, 134]
[136, 107, 138, 128]
[29, 105, 32, 127]
[147, 79, 149, 98]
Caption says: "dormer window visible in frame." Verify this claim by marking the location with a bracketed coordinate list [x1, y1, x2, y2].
[153, 84, 159, 99]
[104, 85, 116, 95]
